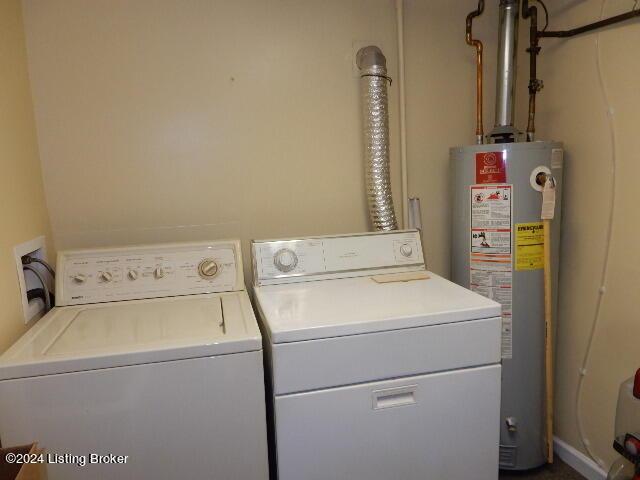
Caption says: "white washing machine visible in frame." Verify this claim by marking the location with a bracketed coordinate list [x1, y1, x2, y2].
[0, 241, 269, 480]
[252, 230, 502, 480]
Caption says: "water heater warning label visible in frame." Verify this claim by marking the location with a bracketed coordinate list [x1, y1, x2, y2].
[515, 222, 544, 271]
[470, 185, 513, 359]
[475, 151, 507, 184]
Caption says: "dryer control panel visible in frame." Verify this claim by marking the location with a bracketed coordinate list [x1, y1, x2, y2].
[56, 241, 244, 306]
[252, 230, 425, 286]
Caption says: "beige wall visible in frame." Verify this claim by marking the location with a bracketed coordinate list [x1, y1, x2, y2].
[515, 0, 640, 468]
[22, 0, 402, 277]
[0, 0, 53, 352]
[21, 0, 502, 279]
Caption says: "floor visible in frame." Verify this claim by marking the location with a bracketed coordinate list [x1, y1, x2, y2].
[500, 459, 586, 479]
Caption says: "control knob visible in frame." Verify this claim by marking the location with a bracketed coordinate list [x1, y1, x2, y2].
[400, 244, 413, 258]
[273, 248, 298, 273]
[73, 273, 87, 284]
[127, 269, 139, 281]
[198, 259, 219, 279]
[99, 271, 113, 283]
[154, 267, 165, 279]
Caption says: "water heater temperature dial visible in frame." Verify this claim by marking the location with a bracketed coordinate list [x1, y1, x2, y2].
[198, 259, 219, 279]
[273, 248, 298, 273]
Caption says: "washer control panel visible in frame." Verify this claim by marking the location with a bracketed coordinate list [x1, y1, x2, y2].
[252, 230, 424, 286]
[56, 241, 243, 306]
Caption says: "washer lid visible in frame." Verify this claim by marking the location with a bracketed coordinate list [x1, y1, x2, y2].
[254, 272, 501, 344]
[0, 292, 261, 380]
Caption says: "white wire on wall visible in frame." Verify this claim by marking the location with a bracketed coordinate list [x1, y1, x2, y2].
[574, 0, 619, 467]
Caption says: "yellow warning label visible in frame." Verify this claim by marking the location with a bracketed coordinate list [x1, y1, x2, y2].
[515, 222, 544, 271]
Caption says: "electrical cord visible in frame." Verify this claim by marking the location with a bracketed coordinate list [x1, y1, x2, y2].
[21, 255, 55, 278]
[23, 265, 52, 313]
[574, 0, 618, 467]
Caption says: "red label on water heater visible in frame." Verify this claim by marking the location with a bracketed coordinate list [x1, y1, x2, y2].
[476, 151, 507, 184]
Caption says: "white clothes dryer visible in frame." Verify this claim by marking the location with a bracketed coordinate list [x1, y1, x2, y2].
[252, 230, 502, 480]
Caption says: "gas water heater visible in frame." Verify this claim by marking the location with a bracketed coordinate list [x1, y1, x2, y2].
[452, 0, 563, 470]
[451, 142, 563, 469]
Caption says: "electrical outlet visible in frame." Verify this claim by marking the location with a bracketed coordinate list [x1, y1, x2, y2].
[14, 236, 51, 323]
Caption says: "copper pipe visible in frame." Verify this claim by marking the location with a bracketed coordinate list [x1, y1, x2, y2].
[466, 0, 485, 145]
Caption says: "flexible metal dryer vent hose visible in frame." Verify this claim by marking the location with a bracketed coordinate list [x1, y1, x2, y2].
[356, 46, 398, 231]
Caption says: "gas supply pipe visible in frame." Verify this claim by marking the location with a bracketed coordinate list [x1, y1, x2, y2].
[465, 0, 485, 145]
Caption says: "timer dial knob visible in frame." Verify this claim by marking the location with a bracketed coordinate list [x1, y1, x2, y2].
[399, 244, 413, 258]
[273, 248, 298, 273]
[198, 259, 219, 279]
[154, 267, 165, 279]
[127, 269, 139, 281]
[99, 271, 113, 283]
[73, 273, 87, 284]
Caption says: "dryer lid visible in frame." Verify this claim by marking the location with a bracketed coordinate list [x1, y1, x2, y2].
[255, 272, 501, 344]
[0, 292, 261, 380]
